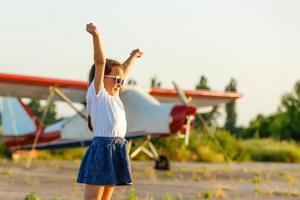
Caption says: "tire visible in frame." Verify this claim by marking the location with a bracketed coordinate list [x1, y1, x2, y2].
[154, 155, 170, 170]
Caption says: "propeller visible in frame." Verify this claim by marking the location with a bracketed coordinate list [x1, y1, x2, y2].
[172, 81, 190, 106]
[184, 115, 194, 145]
[172, 81, 196, 145]
[172, 81, 232, 162]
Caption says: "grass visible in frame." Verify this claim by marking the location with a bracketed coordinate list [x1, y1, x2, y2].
[251, 173, 263, 184]
[50, 197, 68, 200]
[163, 170, 174, 178]
[1, 168, 13, 175]
[127, 188, 137, 200]
[253, 188, 300, 198]
[161, 193, 182, 200]
[201, 188, 227, 199]
[284, 174, 296, 186]
[203, 190, 213, 199]
[23, 192, 41, 200]
[272, 190, 300, 198]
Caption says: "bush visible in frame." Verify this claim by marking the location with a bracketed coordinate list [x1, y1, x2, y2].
[153, 128, 248, 162]
[36, 148, 86, 160]
[187, 129, 249, 162]
[154, 136, 197, 161]
[153, 128, 300, 163]
[0, 143, 11, 158]
[195, 146, 224, 162]
[241, 139, 300, 163]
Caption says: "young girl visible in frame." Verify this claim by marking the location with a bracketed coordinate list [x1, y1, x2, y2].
[77, 23, 143, 200]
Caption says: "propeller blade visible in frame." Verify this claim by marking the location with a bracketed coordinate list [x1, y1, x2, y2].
[196, 106, 213, 114]
[171, 81, 196, 146]
[184, 115, 194, 145]
[172, 81, 189, 106]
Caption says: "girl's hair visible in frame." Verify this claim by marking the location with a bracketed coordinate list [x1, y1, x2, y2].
[87, 58, 123, 131]
[88, 58, 123, 84]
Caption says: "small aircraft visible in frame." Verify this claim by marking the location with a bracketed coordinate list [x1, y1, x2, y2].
[0, 72, 242, 169]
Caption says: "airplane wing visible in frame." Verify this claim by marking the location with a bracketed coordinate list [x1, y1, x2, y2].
[0, 73, 242, 107]
[149, 88, 242, 107]
[0, 73, 88, 103]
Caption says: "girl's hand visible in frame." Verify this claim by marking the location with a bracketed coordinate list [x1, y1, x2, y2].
[130, 49, 144, 58]
[122, 49, 143, 76]
[86, 23, 99, 36]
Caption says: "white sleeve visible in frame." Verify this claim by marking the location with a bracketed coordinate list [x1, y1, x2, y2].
[87, 79, 104, 98]
[86, 80, 105, 115]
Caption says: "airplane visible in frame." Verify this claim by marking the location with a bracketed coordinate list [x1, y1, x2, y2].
[0, 72, 242, 169]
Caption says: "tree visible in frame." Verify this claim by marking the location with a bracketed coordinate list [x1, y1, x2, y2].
[242, 80, 300, 141]
[224, 78, 238, 133]
[27, 100, 59, 126]
[150, 76, 161, 88]
[279, 80, 300, 140]
[127, 79, 137, 86]
[196, 75, 210, 90]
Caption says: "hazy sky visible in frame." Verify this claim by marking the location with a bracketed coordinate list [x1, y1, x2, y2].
[0, 0, 299, 126]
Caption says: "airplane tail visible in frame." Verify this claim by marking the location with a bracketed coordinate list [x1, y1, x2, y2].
[1, 97, 40, 137]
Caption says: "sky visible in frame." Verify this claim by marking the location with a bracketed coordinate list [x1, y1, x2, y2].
[0, 0, 299, 126]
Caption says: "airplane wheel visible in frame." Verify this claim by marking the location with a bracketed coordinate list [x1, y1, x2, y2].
[6, 150, 13, 159]
[154, 155, 170, 170]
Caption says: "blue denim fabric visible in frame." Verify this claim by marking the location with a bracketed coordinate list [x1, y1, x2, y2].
[77, 137, 133, 186]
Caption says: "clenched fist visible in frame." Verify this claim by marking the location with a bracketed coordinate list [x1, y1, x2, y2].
[130, 49, 144, 58]
[86, 23, 98, 36]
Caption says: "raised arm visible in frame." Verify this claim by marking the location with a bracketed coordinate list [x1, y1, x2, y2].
[86, 23, 106, 94]
[122, 49, 143, 77]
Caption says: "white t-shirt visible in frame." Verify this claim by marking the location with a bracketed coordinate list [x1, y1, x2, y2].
[86, 80, 127, 137]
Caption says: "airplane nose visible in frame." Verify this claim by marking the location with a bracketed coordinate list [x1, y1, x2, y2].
[169, 105, 197, 133]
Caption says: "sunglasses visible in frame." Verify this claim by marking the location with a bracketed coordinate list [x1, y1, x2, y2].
[104, 75, 125, 85]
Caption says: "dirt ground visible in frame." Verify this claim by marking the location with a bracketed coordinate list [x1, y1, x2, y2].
[0, 159, 300, 200]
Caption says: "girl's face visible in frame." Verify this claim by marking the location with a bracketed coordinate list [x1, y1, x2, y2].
[104, 66, 125, 96]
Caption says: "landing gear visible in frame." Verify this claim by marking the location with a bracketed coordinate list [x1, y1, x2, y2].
[127, 135, 171, 170]
[155, 155, 170, 170]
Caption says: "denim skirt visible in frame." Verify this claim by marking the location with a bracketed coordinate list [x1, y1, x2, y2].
[77, 136, 133, 186]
